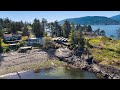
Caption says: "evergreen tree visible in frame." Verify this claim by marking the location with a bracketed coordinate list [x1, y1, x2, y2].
[83, 24, 88, 32]
[75, 24, 81, 31]
[69, 23, 75, 49]
[69, 23, 85, 49]
[94, 28, 100, 35]
[54, 21, 62, 37]
[100, 30, 105, 36]
[22, 25, 29, 36]
[87, 25, 92, 32]
[74, 30, 85, 48]
[41, 18, 47, 35]
[32, 18, 43, 37]
[3, 17, 11, 28]
[62, 20, 71, 38]
[47, 21, 63, 37]
[10, 22, 17, 34]
[0, 28, 3, 53]
[48, 22, 54, 37]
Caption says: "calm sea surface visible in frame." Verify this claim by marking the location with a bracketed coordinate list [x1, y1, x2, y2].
[0, 67, 98, 79]
[91, 25, 120, 39]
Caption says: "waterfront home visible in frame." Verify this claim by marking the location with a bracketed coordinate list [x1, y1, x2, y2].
[25, 37, 43, 46]
[3, 33, 22, 41]
[3, 33, 12, 41]
[82, 31, 97, 38]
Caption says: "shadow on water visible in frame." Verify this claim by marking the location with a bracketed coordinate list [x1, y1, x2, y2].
[33, 67, 54, 73]
[63, 66, 84, 79]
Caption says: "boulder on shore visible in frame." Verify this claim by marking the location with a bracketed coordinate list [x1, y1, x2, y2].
[55, 48, 73, 58]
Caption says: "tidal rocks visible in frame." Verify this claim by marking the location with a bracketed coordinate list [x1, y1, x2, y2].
[55, 48, 73, 58]
[55, 48, 120, 79]
[91, 64, 101, 73]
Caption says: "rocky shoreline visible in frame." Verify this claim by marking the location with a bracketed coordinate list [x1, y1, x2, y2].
[0, 48, 66, 76]
[55, 48, 120, 79]
[0, 48, 120, 79]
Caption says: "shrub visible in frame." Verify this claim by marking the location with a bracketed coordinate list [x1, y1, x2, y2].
[33, 43, 40, 47]
[100, 36, 110, 42]
[18, 41, 25, 47]
[2, 47, 10, 53]
[42, 36, 55, 50]
[0, 47, 3, 53]
[1, 41, 9, 47]
[21, 36, 29, 41]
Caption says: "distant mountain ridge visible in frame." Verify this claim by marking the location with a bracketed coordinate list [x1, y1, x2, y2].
[59, 16, 120, 25]
[110, 15, 120, 22]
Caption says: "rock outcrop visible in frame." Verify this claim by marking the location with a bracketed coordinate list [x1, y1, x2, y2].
[55, 48, 120, 79]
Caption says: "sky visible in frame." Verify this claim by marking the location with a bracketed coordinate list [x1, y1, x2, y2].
[0, 11, 120, 23]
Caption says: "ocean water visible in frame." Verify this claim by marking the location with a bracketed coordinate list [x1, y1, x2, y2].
[0, 67, 98, 79]
[91, 25, 120, 39]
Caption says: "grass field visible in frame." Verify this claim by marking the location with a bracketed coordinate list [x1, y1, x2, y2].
[88, 36, 120, 68]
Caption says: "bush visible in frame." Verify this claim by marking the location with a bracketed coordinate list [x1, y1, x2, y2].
[0, 47, 3, 53]
[1, 41, 9, 47]
[100, 36, 110, 42]
[21, 36, 29, 41]
[6, 47, 10, 52]
[85, 40, 93, 48]
[33, 43, 40, 47]
[18, 40, 25, 47]
[42, 36, 55, 50]
[2, 47, 10, 53]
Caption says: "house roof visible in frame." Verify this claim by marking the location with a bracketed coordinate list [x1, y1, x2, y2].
[4, 34, 12, 37]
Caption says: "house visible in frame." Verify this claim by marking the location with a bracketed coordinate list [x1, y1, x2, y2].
[25, 37, 43, 46]
[82, 31, 97, 38]
[82, 31, 95, 35]
[3, 33, 13, 41]
[3, 33, 22, 42]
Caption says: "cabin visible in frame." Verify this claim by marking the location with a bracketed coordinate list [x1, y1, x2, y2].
[25, 37, 43, 46]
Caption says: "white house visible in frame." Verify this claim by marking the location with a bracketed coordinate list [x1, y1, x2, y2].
[25, 37, 43, 46]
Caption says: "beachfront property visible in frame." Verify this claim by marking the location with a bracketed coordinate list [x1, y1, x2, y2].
[3, 32, 22, 42]
[25, 37, 43, 46]
[82, 31, 97, 38]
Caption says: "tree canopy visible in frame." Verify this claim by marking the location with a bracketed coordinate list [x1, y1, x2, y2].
[69, 23, 85, 49]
